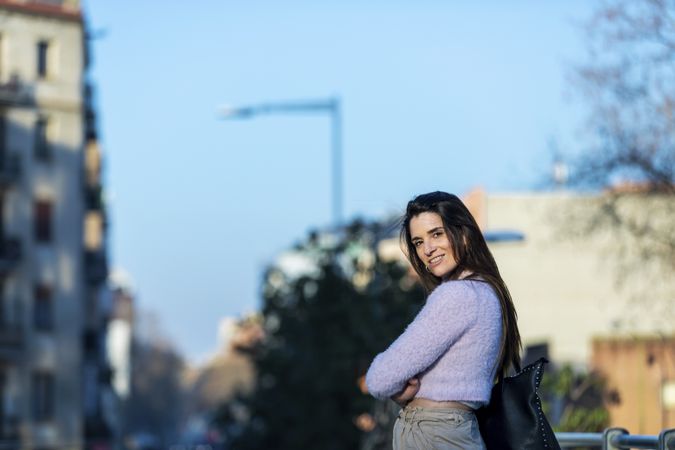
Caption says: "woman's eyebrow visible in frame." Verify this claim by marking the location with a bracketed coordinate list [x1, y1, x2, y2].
[412, 227, 443, 241]
[426, 227, 444, 235]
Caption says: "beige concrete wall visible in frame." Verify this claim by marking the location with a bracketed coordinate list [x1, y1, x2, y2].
[0, 6, 85, 448]
[484, 192, 674, 365]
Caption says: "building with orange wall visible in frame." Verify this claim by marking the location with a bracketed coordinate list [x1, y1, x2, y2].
[592, 337, 675, 434]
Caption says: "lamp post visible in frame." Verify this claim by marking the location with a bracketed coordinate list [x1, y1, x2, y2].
[219, 97, 343, 227]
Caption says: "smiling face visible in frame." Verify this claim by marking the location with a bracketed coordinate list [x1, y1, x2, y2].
[409, 212, 459, 279]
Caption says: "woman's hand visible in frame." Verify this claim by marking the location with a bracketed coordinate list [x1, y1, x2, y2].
[391, 378, 420, 407]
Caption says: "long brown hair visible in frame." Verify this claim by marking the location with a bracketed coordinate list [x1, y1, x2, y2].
[400, 191, 521, 378]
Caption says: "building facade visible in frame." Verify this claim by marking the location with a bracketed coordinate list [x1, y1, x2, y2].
[592, 337, 675, 434]
[475, 190, 674, 364]
[0, 1, 113, 448]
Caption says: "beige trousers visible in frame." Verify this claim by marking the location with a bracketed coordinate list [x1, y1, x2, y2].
[392, 406, 485, 450]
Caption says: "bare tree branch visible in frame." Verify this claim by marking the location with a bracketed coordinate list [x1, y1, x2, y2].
[560, 0, 675, 323]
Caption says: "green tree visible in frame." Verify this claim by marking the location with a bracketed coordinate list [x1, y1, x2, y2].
[540, 364, 610, 433]
[122, 319, 186, 447]
[222, 220, 424, 450]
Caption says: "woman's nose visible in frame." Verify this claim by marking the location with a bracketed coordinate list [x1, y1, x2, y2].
[424, 242, 435, 255]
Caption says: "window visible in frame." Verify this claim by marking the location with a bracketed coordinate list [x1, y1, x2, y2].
[37, 41, 49, 79]
[0, 116, 13, 180]
[664, 381, 675, 410]
[32, 372, 54, 421]
[34, 200, 52, 243]
[0, 34, 4, 80]
[33, 284, 53, 331]
[34, 116, 50, 160]
[0, 115, 5, 155]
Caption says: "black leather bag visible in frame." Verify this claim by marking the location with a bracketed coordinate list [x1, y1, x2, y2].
[476, 357, 561, 450]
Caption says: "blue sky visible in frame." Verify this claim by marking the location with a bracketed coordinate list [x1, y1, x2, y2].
[84, 0, 594, 362]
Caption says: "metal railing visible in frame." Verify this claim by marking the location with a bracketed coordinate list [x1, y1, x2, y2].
[0, 428, 673, 449]
[556, 427, 675, 449]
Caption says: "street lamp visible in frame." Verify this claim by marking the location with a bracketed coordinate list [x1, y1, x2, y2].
[219, 97, 343, 227]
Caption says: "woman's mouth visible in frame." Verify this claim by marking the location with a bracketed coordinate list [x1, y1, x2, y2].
[428, 254, 444, 267]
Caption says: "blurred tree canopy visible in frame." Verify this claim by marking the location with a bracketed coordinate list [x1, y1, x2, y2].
[574, 0, 675, 193]
[540, 364, 610, 433]
[557, 0, 675, 327]
[569, 0, 675, 269]
[219, 220, 425, 450]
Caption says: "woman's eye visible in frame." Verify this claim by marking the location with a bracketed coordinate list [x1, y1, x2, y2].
[414, 241, 422, 247]
[433, 232, 441, 238]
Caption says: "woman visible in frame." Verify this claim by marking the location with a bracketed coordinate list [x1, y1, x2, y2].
[365, 191, 521, 450]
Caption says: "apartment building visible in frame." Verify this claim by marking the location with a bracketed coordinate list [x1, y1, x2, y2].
[0, 1, 114, 448]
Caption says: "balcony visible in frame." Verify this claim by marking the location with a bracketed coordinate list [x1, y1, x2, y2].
[84, 82, 99, 140]
[0, 154, 21, 188]
[0, 322, 22, 361]
[0, 239, 21, 276]
[84, 249, 107, 285]
[83, 327, 100, 357]
[0, 77, 34, 107]
[0, 413, 19, 443]
[0, 299, 23, 361]
[84, 184, 103, 211]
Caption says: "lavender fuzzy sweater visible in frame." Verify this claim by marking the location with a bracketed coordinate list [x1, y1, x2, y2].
[365, 279, 502, 402]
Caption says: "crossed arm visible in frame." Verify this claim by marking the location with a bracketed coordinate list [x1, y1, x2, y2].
[391, 377, 420, 406]
[365, 283, 478, 400]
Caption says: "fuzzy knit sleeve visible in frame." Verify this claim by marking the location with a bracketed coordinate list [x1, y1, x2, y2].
[365, 281, 479, 400]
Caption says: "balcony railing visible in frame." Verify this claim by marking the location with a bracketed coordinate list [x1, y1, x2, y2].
[0, 323, 22, 356]
[557, 427, 675, 449]
[84, 249, 107, 285]
[84, 184, 103, 211]
[0, 239, 21, 275]
[0, 304, 23, 360]
[84, 82, 99, 140]
[0, 414, 19, 444]
[0, 154, 20, 188]
[0, 77, 34, 107]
